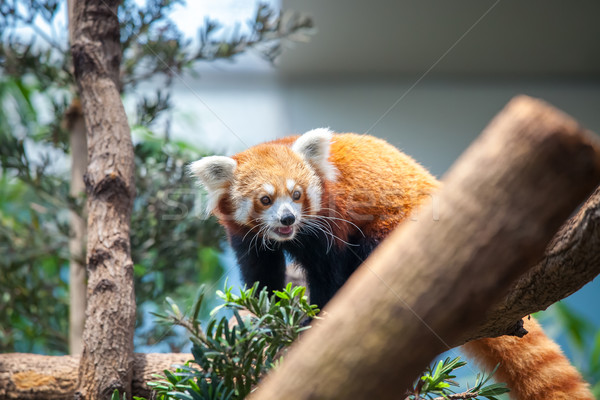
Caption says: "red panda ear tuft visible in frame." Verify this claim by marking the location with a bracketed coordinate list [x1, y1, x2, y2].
[188, 156, 237, 190]
[188, 156, 237, 213]
[292, 128, 337, 181]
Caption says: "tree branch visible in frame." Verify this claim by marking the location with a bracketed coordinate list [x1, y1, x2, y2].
[249, 96, 600, 400]
[463, 184, 600, 342]
[0, 353, 191, 399]
[431, 393, 478, 400]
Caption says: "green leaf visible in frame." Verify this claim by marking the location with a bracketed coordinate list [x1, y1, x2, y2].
[553, 302, 594, 351]
[110, 389, 125, 400]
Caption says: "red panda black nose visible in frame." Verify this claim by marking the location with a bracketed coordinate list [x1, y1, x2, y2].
[280, 213, 295, 226]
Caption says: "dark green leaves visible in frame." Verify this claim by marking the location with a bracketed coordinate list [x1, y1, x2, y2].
[409, 357, 509, 400]
[148, 283, 318, 400]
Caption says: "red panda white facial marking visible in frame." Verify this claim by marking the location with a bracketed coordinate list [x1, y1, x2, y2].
[187, 156, 237, 215]
[230, 160, 316, 241]
[262, 195, 303, 240]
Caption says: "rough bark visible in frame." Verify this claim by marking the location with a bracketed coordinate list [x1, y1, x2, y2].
[464, 184, 600, 342]
[65, 98, 87, 356]
[0, 353, 191, 399]
[70, 0, 136, 398]
[66, 0, 88, 358]
[250, 96, 600, 400]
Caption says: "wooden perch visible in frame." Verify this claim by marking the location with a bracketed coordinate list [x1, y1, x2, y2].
[0, 353, 191, 400]
[250, 96, 600, 400]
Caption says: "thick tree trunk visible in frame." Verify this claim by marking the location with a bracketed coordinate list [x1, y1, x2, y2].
[65, 99, 87, 356]
[250, 96, 600, 400]
[0, 353, 191, 399]
[66, 0, 88, 358]
[70, 0, 136, 398]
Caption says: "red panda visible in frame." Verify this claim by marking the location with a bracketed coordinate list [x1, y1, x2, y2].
[190, 128, 593, 399]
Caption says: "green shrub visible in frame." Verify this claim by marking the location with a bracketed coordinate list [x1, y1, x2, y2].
[138, 284, 506, 400]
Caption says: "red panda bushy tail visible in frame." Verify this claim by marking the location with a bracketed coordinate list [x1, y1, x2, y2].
[462, 317, 593, 400]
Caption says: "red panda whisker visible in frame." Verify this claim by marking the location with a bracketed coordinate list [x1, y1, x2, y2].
[248, 223, 272, 255]
[305, 219, 359, 248]
[260, 227, 278, 252]
[308, 214, 341, 229]
[302, 218, 360, 252]
[247, 232, 261, 256]
[311, 215, 365, 237]
[301, 206, 365, 237]
[242, 224, 261, 242]
[301, 221, 333, 253]
[243, 221, 270, 243]
[299, 220, 332, 252]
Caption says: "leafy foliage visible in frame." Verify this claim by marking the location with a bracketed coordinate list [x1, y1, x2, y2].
[0, 0, 313, 354]
[135, 285, 507, 400]
[0, 96, 225, 352]
[145, 283, 318, 399]
[0, 78, 72, 353]
[408, 357, 509, 400]
[0, 174, 70, 353]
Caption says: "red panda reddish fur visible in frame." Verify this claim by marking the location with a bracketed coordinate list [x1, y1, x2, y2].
[190, 130, 593, 400]
[224, 133, 439, 241]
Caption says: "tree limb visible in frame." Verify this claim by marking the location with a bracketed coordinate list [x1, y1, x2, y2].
[464, 184, 600, 342]
[0, 353, 191, 399]
[249, 95, 600, 400]
[432, 393, 478, 400]
[65, 97, 87, 356]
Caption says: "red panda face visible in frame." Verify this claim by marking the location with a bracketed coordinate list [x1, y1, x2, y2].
[189, 128, 336, 243]
[230, 145, 322, 241]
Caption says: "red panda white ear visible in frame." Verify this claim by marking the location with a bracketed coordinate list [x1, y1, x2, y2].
[292, 128, 337, 181]
[188, 156, 237, 213]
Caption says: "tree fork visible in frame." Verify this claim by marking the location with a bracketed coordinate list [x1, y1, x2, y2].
[70, 0, 136, 398]
[250, 96, 600, 400]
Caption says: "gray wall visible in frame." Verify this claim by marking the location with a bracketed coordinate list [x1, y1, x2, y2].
[279, 77, 600, 177]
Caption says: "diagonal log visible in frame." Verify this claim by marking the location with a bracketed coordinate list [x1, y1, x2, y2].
[250, 96, 600, 400]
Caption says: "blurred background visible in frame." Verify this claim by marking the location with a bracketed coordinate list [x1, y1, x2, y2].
[1, 0, 599, 393]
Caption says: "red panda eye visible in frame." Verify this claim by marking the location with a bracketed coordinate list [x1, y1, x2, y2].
[260, 196, 271, 206]
[292, 190, 301, 201]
